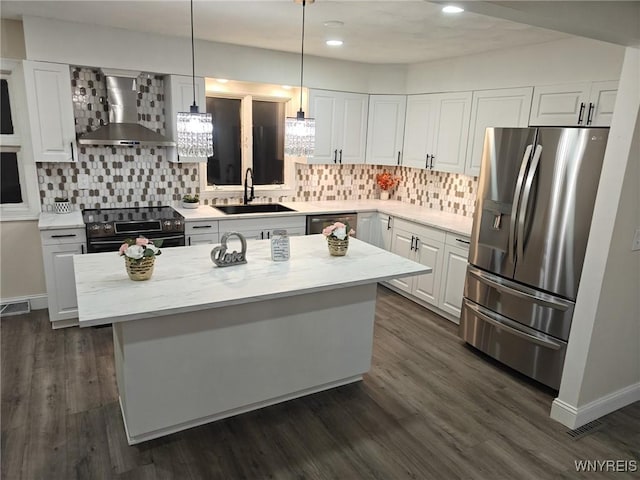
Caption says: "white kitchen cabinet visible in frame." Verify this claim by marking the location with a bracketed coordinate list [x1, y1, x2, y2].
[375, 213, 393, 251]
[356, 212, 393, 250]
[529, 81, 617, 127]
[40, 227, 86, 328]
[308, 89, 368, 164]
[465, 87, 533, 177]
[438, 233, 470, 323]
[218, 215, 306, 240]
[365, 95, 407, 166]
[356, 212, 374, 244]
[185, 219, 219, 246]
[389, 218, 444, 307]
[402, 92, 472, 173]
[165, 74, 207, 163]
[23, 60, 77, 163]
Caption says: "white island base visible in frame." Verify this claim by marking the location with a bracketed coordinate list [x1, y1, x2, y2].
[114, 283, 377, 445]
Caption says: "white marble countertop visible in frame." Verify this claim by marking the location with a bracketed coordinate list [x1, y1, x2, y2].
[74, 235, 430, 327]
[177, 200, 473, 237]
[38, 211, 85, 230]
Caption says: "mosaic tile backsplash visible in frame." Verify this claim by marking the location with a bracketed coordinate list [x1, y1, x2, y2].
[37, 67, 477, 216]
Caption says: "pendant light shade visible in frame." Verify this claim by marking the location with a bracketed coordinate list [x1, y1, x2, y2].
[177, 0, 214, 160]
[285, 0, 315, 157]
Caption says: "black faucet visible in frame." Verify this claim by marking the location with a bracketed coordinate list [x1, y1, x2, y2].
[244, 168, 255, 205]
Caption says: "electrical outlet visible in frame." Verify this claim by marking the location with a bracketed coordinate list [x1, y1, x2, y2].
[632, 227, 640, 252]
[78, 173, 90, 190]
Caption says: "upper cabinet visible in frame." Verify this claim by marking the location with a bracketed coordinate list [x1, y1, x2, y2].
[308, 89, 368, 165]
[165, 74, 207, 163]
[365, 95, 407, 166]
[402, 91, 472, 173]
[465, 87, 533, 177]
[529, 81, 617, 127]
[23, 61, 77, 163]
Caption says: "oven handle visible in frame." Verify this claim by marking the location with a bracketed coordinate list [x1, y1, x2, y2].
[463, 299, 563, 350]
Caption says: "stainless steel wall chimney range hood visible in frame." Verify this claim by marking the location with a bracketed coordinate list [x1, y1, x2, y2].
[78, 69, 175, 147]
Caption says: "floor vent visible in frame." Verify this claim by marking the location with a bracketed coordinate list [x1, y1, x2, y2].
[0, 301, 31, 317]
[567, 419, 604, 440]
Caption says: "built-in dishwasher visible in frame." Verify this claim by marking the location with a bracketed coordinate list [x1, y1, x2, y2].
[305, 213, 358, 237]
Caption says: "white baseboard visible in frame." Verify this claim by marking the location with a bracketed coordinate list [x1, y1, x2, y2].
[551, 382, 640, 429]
[0, 294, 48, 311]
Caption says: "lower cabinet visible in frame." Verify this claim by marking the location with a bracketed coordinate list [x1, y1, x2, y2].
[40, 227, 86, 328]
[387, 218, 470, 323]
[185, 220, 219, 245]
[356, 212, 393, 250]
[438, 234, 470, 322]
[218, 216, 306, 240]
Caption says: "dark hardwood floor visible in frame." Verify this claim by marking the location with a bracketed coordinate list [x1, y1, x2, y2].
[2, 286, 639, 479]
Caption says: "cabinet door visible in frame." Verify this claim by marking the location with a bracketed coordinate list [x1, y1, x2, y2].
[337, 92, 369, 164]
[439, 244, 469, 322]
[356, 212, 374, 244]
[23, 61, 76, 163]
[529, 82, 590, 126]
[308, 90, 340, 164]
[376, 214, 393, 251]
[588, 81, 617, 127]
[42, 243, 83, 322]
[187, 233, 219, 246]
[465, 87, 533, 177]
[389, 229, 415, 293]
[412, 237, 443, 306]
[166, 75, 207, 163]
[365, 95, 407, 166]
[403, 94, 438, 169]
[431, 92, 472, 173]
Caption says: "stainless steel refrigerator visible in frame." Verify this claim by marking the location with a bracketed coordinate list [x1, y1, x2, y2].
[460, 127, 609, 390]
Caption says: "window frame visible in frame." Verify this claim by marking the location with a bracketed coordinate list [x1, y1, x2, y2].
[0, 59, 40, 221]
[199, 92, 296, 199]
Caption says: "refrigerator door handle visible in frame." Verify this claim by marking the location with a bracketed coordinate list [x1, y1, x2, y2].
[467, 266, 571, 311]
[517, 144, 543, 260]
[463, 299, 564, 350]
[509, 144, 533, 264]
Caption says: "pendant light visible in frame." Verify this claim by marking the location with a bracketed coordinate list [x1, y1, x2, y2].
[284, 0, 315, 157]
[176, 0, 214, 160]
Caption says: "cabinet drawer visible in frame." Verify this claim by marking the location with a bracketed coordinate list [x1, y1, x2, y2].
[185, 220, 219, 235]
[393, 218, 446, 243]
[445, 232, 471, 249]
[219, 215, 305, 232]
[41, 228, 87, 245]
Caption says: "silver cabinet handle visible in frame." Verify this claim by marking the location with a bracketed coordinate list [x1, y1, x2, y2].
[192, 225, 212, 229]
[509, 144, 533, 264]
[425, 154, 430, 169]
[397, 151, 401, 166]
[464, 298, 563, 350]
[414, 237, 420, 251]
[410, 235, 415, 250]
[386, 216, 391, 230]
[587, 102, 595, 125]
[455, 238, 470, 245]
[70, 142, 75, 161]
[430, 155, 434, 169]
[339, 149, 342, 164]
[51, 234, 77, 238]
[333, 149, 338, 164]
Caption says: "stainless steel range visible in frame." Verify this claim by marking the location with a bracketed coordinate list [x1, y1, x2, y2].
[82, 206, 185, 253]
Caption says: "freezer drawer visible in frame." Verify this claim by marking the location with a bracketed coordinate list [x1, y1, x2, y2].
[460, 298, 567, 390]
[464, 265, 574, 341]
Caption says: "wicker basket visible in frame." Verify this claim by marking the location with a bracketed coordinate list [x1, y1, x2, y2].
[125, 256, 155, 281]
[327, 236, 349, 256]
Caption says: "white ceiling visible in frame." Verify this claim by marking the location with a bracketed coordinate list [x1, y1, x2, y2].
[0, 0, 576, 64]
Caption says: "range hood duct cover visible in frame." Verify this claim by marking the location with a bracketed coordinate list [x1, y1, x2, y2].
[78, 72, 175, 147]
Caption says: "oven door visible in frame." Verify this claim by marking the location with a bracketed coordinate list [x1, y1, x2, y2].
[87, 234, 185, 253]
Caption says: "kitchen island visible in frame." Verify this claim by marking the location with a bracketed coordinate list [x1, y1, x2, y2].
[74, 235, 430, 444]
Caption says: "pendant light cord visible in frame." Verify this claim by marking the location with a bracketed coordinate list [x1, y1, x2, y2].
[299, 0, 306, 114]
[190, 0, 197, 110]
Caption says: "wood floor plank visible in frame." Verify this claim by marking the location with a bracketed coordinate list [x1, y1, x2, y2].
[2, 285, 639, 480]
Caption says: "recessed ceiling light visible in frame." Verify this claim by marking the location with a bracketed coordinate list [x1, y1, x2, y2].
[442, 5, 464, 13]
[216, 78, 229, 84]
[323, 20, 344, 28]
[326, 40, 343, 47]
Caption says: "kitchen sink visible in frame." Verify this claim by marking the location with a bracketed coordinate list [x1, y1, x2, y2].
[212, 203, 296, 214]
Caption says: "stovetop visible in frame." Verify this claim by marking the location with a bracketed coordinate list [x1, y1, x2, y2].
[82, 206, 182, 224]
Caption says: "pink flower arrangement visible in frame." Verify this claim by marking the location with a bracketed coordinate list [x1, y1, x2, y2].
[118, 236, 162, 261]
[322, 221, 355, 240]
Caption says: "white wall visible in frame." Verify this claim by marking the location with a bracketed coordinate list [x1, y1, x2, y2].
[22, 16, 406, 94]
[551, 47, 640, 428]
[406, 36, 625, 93]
